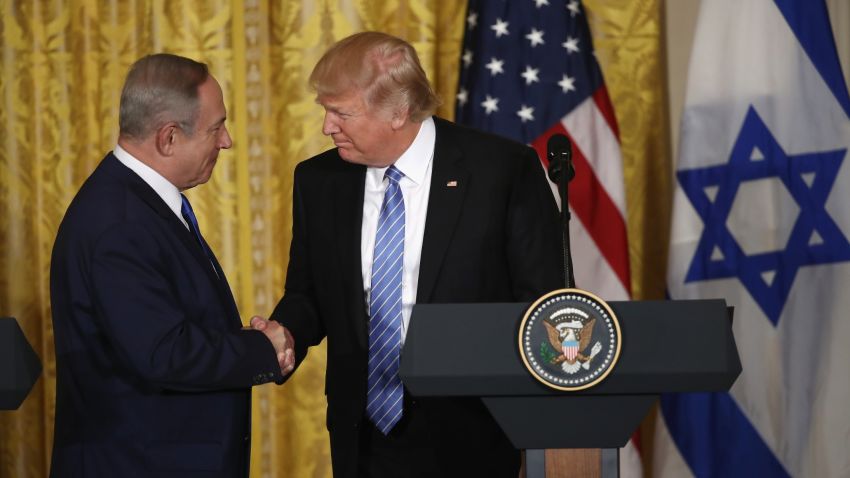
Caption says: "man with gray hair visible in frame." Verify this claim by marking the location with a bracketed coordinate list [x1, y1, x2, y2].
[270, 32, 561, 477]
[49, 53, 294, 477]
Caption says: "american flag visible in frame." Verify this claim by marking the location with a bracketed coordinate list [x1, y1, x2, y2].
[455, 0, 631, 302]
[455, 0, 640, 475]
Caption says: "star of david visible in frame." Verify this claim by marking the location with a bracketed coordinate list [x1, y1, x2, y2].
[678, 106, 850, 325]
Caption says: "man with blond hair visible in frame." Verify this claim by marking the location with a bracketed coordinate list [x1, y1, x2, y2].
[271, 32, 561, 477]
[50, 53, 294, 477]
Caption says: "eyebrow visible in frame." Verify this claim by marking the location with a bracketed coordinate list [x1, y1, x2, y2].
[207, 117, 226, 131]
[324, 103, 361, 116]
[320, 102, 343, 113]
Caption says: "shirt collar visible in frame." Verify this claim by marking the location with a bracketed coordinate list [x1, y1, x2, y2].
[385, 116, 435, 185]
[113, 144, 187, 228]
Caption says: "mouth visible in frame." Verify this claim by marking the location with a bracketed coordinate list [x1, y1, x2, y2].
[331, 135, 351, 147]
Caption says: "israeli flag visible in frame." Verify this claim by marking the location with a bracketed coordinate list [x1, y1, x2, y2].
[655, 0, 850, 477]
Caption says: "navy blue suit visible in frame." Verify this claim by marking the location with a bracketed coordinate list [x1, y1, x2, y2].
[49, 153, 282, 477]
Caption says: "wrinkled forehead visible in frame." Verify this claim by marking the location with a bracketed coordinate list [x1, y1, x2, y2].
[316, 88, 392, 119]
[316, 88, 361, 107]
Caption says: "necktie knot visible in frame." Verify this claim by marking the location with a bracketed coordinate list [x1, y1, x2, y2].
[180, 194, 204, 242]
[385, 165, 404, 184]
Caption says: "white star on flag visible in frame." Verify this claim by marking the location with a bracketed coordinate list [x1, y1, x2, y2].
[521, 66, 540, 85]
[485, 57, 505, 76]
[525, 28, 545, 47]
[481, 95, 499, 114]
[558, 74, 576, 93]
[456, 88, 468, 106]
[562, 36, 580, 53]
[462, 49, 473, 67]
[491, 18, 509, 37]
[567, 0, 580, 17]
[467, 12, 478, 29]
[534, 0, 550, 7]
[517, 105, 535, 122]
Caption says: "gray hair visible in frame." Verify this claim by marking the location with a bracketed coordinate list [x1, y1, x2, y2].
[119, 53, 209, 140]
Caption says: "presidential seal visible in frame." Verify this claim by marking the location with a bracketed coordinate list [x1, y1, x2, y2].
[518, 288, 621, 391]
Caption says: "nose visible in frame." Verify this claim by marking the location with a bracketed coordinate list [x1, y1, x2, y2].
[219, 125, 233, 149]
[322, 113, 339, 136]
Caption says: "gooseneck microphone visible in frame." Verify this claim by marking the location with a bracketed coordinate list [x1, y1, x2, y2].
[546, 134, 576, 288]
[546, 133, 575, 184]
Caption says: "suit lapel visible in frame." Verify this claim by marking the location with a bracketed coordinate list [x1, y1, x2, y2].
[154, 197, 223, 289]
[417, 120, 470, 303]
[103, 154, 238, 320]
[200, 237, 241, 320]
[332, 160, 369, 349]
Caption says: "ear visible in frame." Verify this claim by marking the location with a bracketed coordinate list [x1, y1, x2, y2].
[155, 123, 179, 156]
[390, 107, 410, 130]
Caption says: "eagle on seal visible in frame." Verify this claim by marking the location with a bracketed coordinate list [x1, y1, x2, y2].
[544, 316, 595, 365]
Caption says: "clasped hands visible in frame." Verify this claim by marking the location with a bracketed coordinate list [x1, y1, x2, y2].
[250, 316, 295, 375]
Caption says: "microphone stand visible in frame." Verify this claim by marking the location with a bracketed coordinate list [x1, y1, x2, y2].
[557, 155, 620, 478]
[546, 135, 576, 289]
[534, 136, 620, 478]
[559, 166, 576, 289]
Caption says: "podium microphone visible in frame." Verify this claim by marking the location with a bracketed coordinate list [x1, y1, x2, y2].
[546, 134, 576, 288]
[546, 133, 575, 184]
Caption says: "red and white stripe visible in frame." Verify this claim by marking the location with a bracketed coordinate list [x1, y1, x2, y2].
[531, 87, 631, 300]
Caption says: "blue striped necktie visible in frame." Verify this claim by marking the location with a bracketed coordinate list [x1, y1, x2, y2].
[366, 165, 405, 434]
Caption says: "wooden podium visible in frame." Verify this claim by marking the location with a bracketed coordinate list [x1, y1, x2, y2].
[399, 299, 741, 477]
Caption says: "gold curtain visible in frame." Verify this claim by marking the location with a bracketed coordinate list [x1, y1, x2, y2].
[583, 2, 672, 471]
[0, 1, 668, 477]
[584, 0, 672, 303]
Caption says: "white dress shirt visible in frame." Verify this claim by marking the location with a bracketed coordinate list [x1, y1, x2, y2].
[361, 117, 436, 343]
[113, 144, 189, 231]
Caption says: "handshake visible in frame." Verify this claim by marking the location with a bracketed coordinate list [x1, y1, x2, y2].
[250, 316, 295, 376]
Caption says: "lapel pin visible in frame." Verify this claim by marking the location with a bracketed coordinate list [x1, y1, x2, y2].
[446, 180, 458, 187]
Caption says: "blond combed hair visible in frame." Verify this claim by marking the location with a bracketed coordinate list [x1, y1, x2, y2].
[309, 31, 440, 122]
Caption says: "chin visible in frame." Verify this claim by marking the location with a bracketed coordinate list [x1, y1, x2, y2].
[190, 173, 213, 188]
[338, 150, 362, 164]
[200, 160, 217, 183]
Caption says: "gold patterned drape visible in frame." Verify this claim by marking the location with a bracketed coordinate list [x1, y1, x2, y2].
[585, 0, 672, 303]
[0, 1, 668, 477]
[584, 2, 672, 470]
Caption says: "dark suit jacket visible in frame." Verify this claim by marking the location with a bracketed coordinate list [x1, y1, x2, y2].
[271, 117, 562, 477]
[49, 153, 283, 477]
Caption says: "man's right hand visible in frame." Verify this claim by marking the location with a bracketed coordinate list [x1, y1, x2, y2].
[250, 316, 295, 375]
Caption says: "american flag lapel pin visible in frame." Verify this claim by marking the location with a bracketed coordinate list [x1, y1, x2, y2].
[446, 180, 458, 187]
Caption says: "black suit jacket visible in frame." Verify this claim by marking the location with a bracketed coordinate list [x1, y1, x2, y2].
[49, 154, 283, 477]
[271, 118, 562, 477]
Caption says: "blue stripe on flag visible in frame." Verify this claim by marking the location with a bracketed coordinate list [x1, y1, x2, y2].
[660, 392, 791, 478]
[773, 0, 850, 118]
